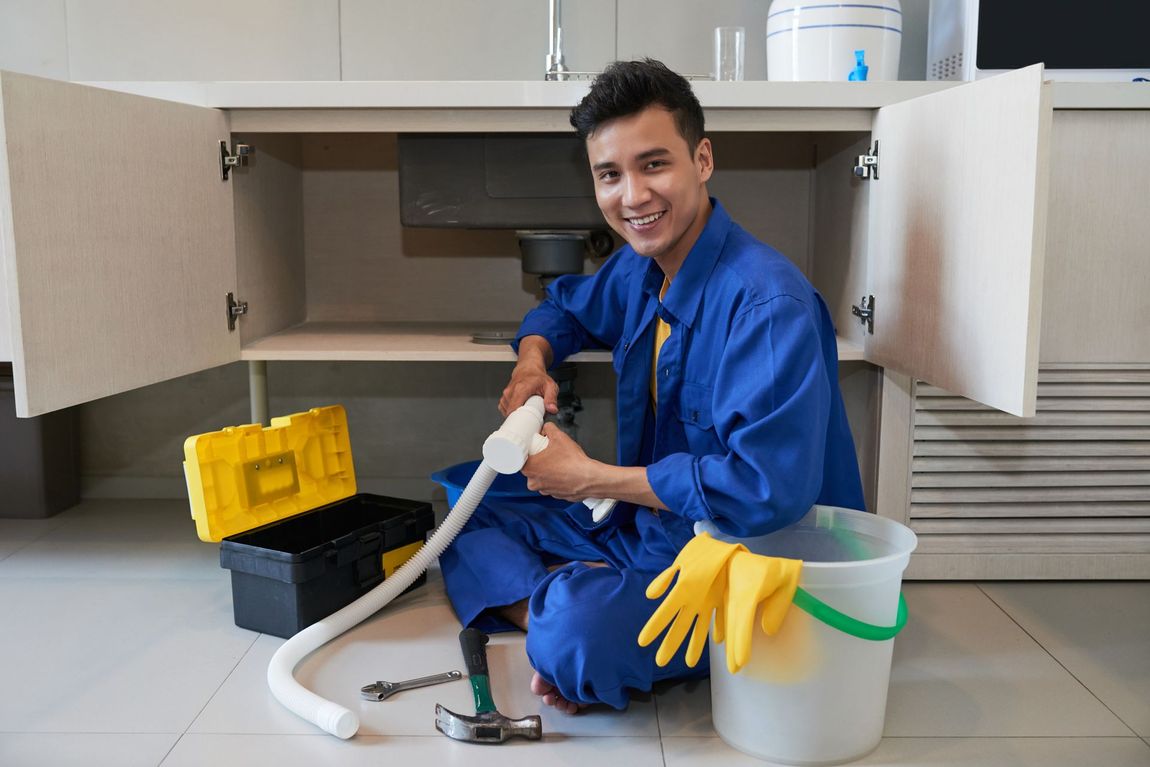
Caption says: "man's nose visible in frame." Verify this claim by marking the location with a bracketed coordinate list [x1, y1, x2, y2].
[622, 173, 651, 209]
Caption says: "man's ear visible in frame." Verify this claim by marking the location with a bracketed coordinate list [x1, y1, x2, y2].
[695, 137, 714, 183]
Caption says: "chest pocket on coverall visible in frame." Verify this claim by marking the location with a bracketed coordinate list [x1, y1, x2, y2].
[678, 382, 717, 452]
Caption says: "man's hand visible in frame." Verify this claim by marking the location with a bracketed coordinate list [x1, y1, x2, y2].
[500, 335, 559, 417]
[521, 423, 597, 501]
[522, 419, 670, 512]
[500, 364, 559, 418]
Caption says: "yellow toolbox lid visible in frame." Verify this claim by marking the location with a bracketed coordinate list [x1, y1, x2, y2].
[183, 405, 356, 542]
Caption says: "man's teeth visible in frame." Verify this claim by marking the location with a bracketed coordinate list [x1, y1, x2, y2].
[628, 212, 664, 226]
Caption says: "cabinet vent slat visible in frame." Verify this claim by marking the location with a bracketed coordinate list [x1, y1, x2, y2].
[915, 426, 1150, 441]
[917, 397, 1150, 412]
[916, 384, 1150, 399]
[1027, 370, 1150, 384]
[911, 487, 1150, 504]
[913, 534, 1150, 555]
[911, 502, 1150, 519]
[913, 456, 1150, 472]
[914, 441, 1150, 457]
[1031, 383, 1150, 397]
[911, 518, 1150, 534]
[913, 471, 1150, 489]
[917, 371, 1150, 395]
[909, 368, 1150, 559]
[916, 411, 1150, 427]
[915, 397, 992, 411]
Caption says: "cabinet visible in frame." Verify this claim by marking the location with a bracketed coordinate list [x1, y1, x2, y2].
[4, 67, 1146, 577]
[0, 67, 1052, 422]
[877, 110, 1150, 579]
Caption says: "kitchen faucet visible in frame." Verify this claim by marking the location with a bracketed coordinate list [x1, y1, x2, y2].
[546, 0, 569, 80]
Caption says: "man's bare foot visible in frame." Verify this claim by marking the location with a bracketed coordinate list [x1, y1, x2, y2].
[531, 671, 587, 714]
[496, 598, 529, 631]
[495, 563, 606, 631]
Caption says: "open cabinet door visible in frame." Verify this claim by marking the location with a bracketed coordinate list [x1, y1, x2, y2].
[864, 64, 1051, 417]
[0, 72, 239, 416]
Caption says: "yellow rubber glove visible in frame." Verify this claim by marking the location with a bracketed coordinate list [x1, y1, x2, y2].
[637, 533, 746, 668]
[722, 549, 803, 674]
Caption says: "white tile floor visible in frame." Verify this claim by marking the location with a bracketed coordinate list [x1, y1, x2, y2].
[1, 500, 1148, 767]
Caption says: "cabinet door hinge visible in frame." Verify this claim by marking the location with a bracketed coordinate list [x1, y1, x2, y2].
[853, 140, 879, 180]
[226, 292, 248, 331]
[220, 141, 253, 181]
[851, 295, 874, 334]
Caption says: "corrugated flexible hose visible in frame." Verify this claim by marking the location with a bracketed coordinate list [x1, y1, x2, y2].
[266, 397, 547, 738]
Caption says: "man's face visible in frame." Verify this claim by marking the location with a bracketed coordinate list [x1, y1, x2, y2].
[585, 106, 713, 265]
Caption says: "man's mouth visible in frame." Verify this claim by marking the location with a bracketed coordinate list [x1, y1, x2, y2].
[626, 211, 666, 227]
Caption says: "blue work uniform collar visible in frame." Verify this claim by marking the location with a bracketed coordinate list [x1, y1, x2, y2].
[640, 198, 731, 330]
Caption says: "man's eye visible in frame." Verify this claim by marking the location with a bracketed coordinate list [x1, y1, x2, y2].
[598, 170, 619, 181]
[646, 160, 667, 170]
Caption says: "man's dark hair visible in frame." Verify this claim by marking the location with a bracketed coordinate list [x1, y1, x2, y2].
[570, 59, 705, 151]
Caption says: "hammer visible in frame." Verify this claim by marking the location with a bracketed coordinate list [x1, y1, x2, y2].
[435, 628, 543, 744]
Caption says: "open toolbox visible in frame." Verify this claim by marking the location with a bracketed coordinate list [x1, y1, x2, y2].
[183, 405, 434, 638]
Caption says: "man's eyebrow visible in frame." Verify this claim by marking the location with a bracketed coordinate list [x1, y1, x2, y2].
[591, 147, 672, 172]
[636, 147, 672, 161]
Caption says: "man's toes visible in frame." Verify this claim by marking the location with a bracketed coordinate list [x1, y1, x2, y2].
[531, 670, 587, 713]
[543, 690, 570, 711]
[530, 671, 555, 697]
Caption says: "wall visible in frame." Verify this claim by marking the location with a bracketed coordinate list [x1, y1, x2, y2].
[0, 0, 926, 506]
[0, 0, 931, 82]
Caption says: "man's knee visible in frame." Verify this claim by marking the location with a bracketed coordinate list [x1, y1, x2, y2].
[524, 564, 653, 708]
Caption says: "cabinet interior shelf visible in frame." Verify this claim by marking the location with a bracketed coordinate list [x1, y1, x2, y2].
[238, 321, 866, 363]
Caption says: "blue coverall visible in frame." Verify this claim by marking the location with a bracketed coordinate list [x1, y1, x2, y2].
[440, 199, 865, 708]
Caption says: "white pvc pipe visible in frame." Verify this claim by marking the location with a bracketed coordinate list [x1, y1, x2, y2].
[484, 399, 618, 522]
[267, 397, 547, 738]
[482, 398, 549, 473]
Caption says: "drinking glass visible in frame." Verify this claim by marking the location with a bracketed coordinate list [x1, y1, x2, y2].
[714, 26, 746, 81]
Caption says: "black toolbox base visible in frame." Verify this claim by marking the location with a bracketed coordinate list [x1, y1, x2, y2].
[220, 494, 434, 638]
[230, 570, 428, 638]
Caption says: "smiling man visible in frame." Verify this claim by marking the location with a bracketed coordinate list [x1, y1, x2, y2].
[439, 59, 865, 713]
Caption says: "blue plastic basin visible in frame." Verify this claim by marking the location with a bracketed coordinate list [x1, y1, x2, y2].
[430, 459, 568, 510]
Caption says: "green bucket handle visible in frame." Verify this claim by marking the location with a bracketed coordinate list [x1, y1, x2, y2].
[791, 588, 908, 641]
[785, 511, 910, 641]
[695, 515, 910, 642]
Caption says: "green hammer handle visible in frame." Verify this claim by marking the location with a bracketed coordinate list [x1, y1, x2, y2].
[459, 628, 497, 715]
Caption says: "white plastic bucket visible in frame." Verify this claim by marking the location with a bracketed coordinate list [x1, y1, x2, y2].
[766, 0, 902, 81]
[709, 505, 917, 765]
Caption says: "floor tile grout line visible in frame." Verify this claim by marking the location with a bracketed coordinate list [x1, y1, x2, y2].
[0, 536, 38, 564]
[775, 735, 1150, 741]
[156, 733, 184, 767]
[975, 583, 1141, 738]
[157, 629, 263, 764]
[653, 734, 1150, 740]
[9, 732, 1148, 740]
[0, 731, 186, 736]
[147, 732, 661, 739]
[653, 689, 668, 767]
[0, 517, 72, 565]
[164, 629, 264, 755]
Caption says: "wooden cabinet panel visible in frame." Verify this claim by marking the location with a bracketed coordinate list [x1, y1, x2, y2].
[0, 72, 239, 416]
[865, 65, 1051, 417]
[232, 134, 307, 346]
[1041, 111, 1150, 363]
